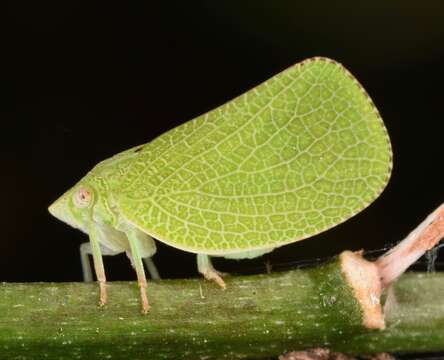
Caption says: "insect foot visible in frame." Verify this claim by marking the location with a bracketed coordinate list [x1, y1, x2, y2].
[197, 254, 227, 289]
[98, 281, 107, 307]
[139, 280, 150, 314]
[203, 269, 227, 290]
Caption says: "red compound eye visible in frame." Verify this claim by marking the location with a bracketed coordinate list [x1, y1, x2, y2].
[73, 186, 92, 208]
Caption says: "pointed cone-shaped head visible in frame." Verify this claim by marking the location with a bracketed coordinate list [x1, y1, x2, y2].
[48, 192, 69, 222]
[48, 189, 88, 233]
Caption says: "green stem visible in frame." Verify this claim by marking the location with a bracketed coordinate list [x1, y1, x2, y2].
[1, 253, 443, 359]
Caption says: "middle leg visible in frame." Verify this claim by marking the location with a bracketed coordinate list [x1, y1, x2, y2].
[125, 228, 152, 314]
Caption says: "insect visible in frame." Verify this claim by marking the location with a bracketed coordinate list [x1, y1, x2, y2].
[48, 57, 392, 313]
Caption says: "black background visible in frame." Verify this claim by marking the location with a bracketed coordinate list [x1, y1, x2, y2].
[3, 1, 444, 284]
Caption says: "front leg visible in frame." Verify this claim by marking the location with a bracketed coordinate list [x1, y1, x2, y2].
[80, 241, 160, 282]
[88, 227, 108, 307]
[80, 242, 94, 282]
[80, 242, 120, 282]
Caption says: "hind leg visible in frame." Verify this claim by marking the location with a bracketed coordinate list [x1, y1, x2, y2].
[197, 254, 226, 289]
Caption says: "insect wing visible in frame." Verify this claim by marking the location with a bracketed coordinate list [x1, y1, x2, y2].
[116, 58, 392, 254]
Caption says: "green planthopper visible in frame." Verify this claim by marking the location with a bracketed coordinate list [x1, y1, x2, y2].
[49, 57, 392, 313]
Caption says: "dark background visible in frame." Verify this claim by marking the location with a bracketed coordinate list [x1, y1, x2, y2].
[3, 1, 444, 283]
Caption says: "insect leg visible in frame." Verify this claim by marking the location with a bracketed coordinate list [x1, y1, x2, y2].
[80, 242, 94, 282]
[126, 232, 150, 314]
[88, 227, 108, 307]
[143, 258, 160, 280]
[125, 233, 160, 281]
[197, 254, 226, 289]
[137, 233, 161, 280]
[80, 242, 121, 282]
[126, 252, 160, 281]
